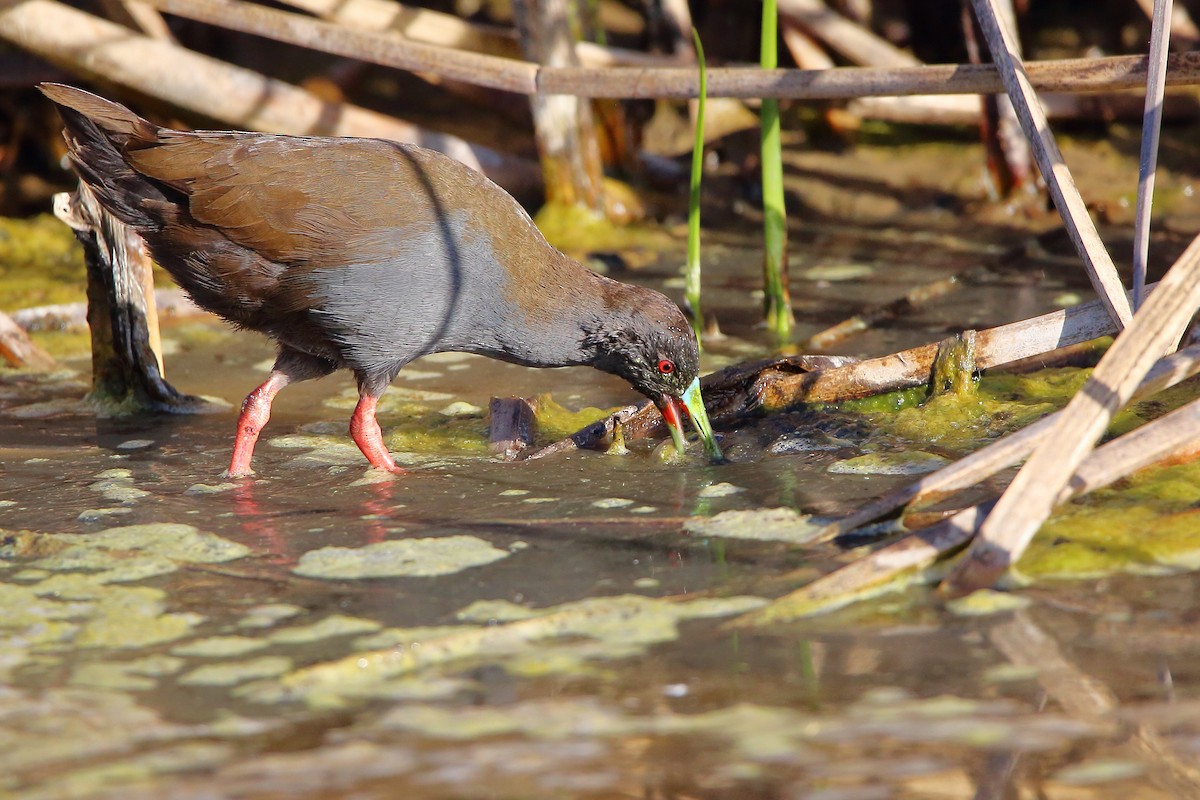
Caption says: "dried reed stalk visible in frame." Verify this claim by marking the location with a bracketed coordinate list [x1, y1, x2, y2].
[945, 232, 1200, 594]
[969, 0, 1133, 330]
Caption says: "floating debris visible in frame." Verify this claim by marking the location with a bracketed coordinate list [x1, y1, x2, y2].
[827, 451, 950, 476]
[171, 636, 270, 658]
[685, 508, 823, 543]
[179, 656, 294, 687]
[293, 536, 513, 580]
[698, 482, 745, 498]
[592, 497, 634, 508]
[268, 615, 382, 645]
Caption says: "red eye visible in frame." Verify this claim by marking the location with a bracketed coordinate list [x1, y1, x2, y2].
[657, 359, 675, 375]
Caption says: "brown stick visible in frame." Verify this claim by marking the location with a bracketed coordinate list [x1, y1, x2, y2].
[537, 52, 1200, 99]
[41, 0, 1200, 101]
[755, 290, 1120, 410]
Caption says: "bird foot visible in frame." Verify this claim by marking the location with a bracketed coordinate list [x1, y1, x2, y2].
[221, 466, 255, 479]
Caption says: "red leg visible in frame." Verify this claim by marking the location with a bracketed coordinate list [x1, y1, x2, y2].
[224, 372, 291, 478]
[350, 393, 406, 474]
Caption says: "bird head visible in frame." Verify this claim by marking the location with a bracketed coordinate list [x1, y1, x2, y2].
[585, 291, 722, 460]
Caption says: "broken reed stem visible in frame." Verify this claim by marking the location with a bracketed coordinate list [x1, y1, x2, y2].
[685, 28, 707, 344]
[946, 231, 1200, 594]
[815, 343, 1200, 541]
[747, 392, 1200, 623]
[760, 0, 794, 342]
[968, 0, 1133, 331]
[1133, 0, 1173, 309]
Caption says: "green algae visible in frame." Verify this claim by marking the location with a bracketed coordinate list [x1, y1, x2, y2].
[33, 523, 251, 568]
[269, 433, 366, 467]
[1052, 759, 1146, 785]
[684, 507, 823, 543]
[0, 523, 255, 656]
[532, 393, 616, 441]
[183, 482, 238, 495]
[929, 333, 977, 398]
[74, 586, 204, 649]
[698, 481, 745, 498]
[237, 603, 304, 629]
[325, 386, 452, 411]
[70, 655, 185, 690]
[387, 410, 489, 454]
[944, 589, 1031, 616]
[293, 536, 512, 580]
[828, 451, 949, 475]
[533, 201, 674, 256]
[267, 614, 382, 645]
[0, 214, 87, 312]
[591, 497, 634, 508]
[800, 262, 875, 282]
[312, 387, 491, 455]
[170, 636, 269, 658]
[268, 594, 765, 706]
[29, 328, 93, 359]
[86, 469, 150, 504]
[179, 656, 294, 687]
[1020, 459, 1200, 578]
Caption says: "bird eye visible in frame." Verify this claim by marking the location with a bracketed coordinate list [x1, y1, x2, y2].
[657, 359, 675, 375]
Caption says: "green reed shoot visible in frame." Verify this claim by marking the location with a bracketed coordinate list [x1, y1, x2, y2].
[760, 0, 794, 341]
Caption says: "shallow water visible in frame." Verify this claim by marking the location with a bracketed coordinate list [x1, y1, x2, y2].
[5, 232, 1200, 799]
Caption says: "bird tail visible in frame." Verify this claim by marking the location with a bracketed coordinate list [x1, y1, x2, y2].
[38, 83, 172, 232]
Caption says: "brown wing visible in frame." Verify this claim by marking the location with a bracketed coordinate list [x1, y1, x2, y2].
[125, 133, 428, 269]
